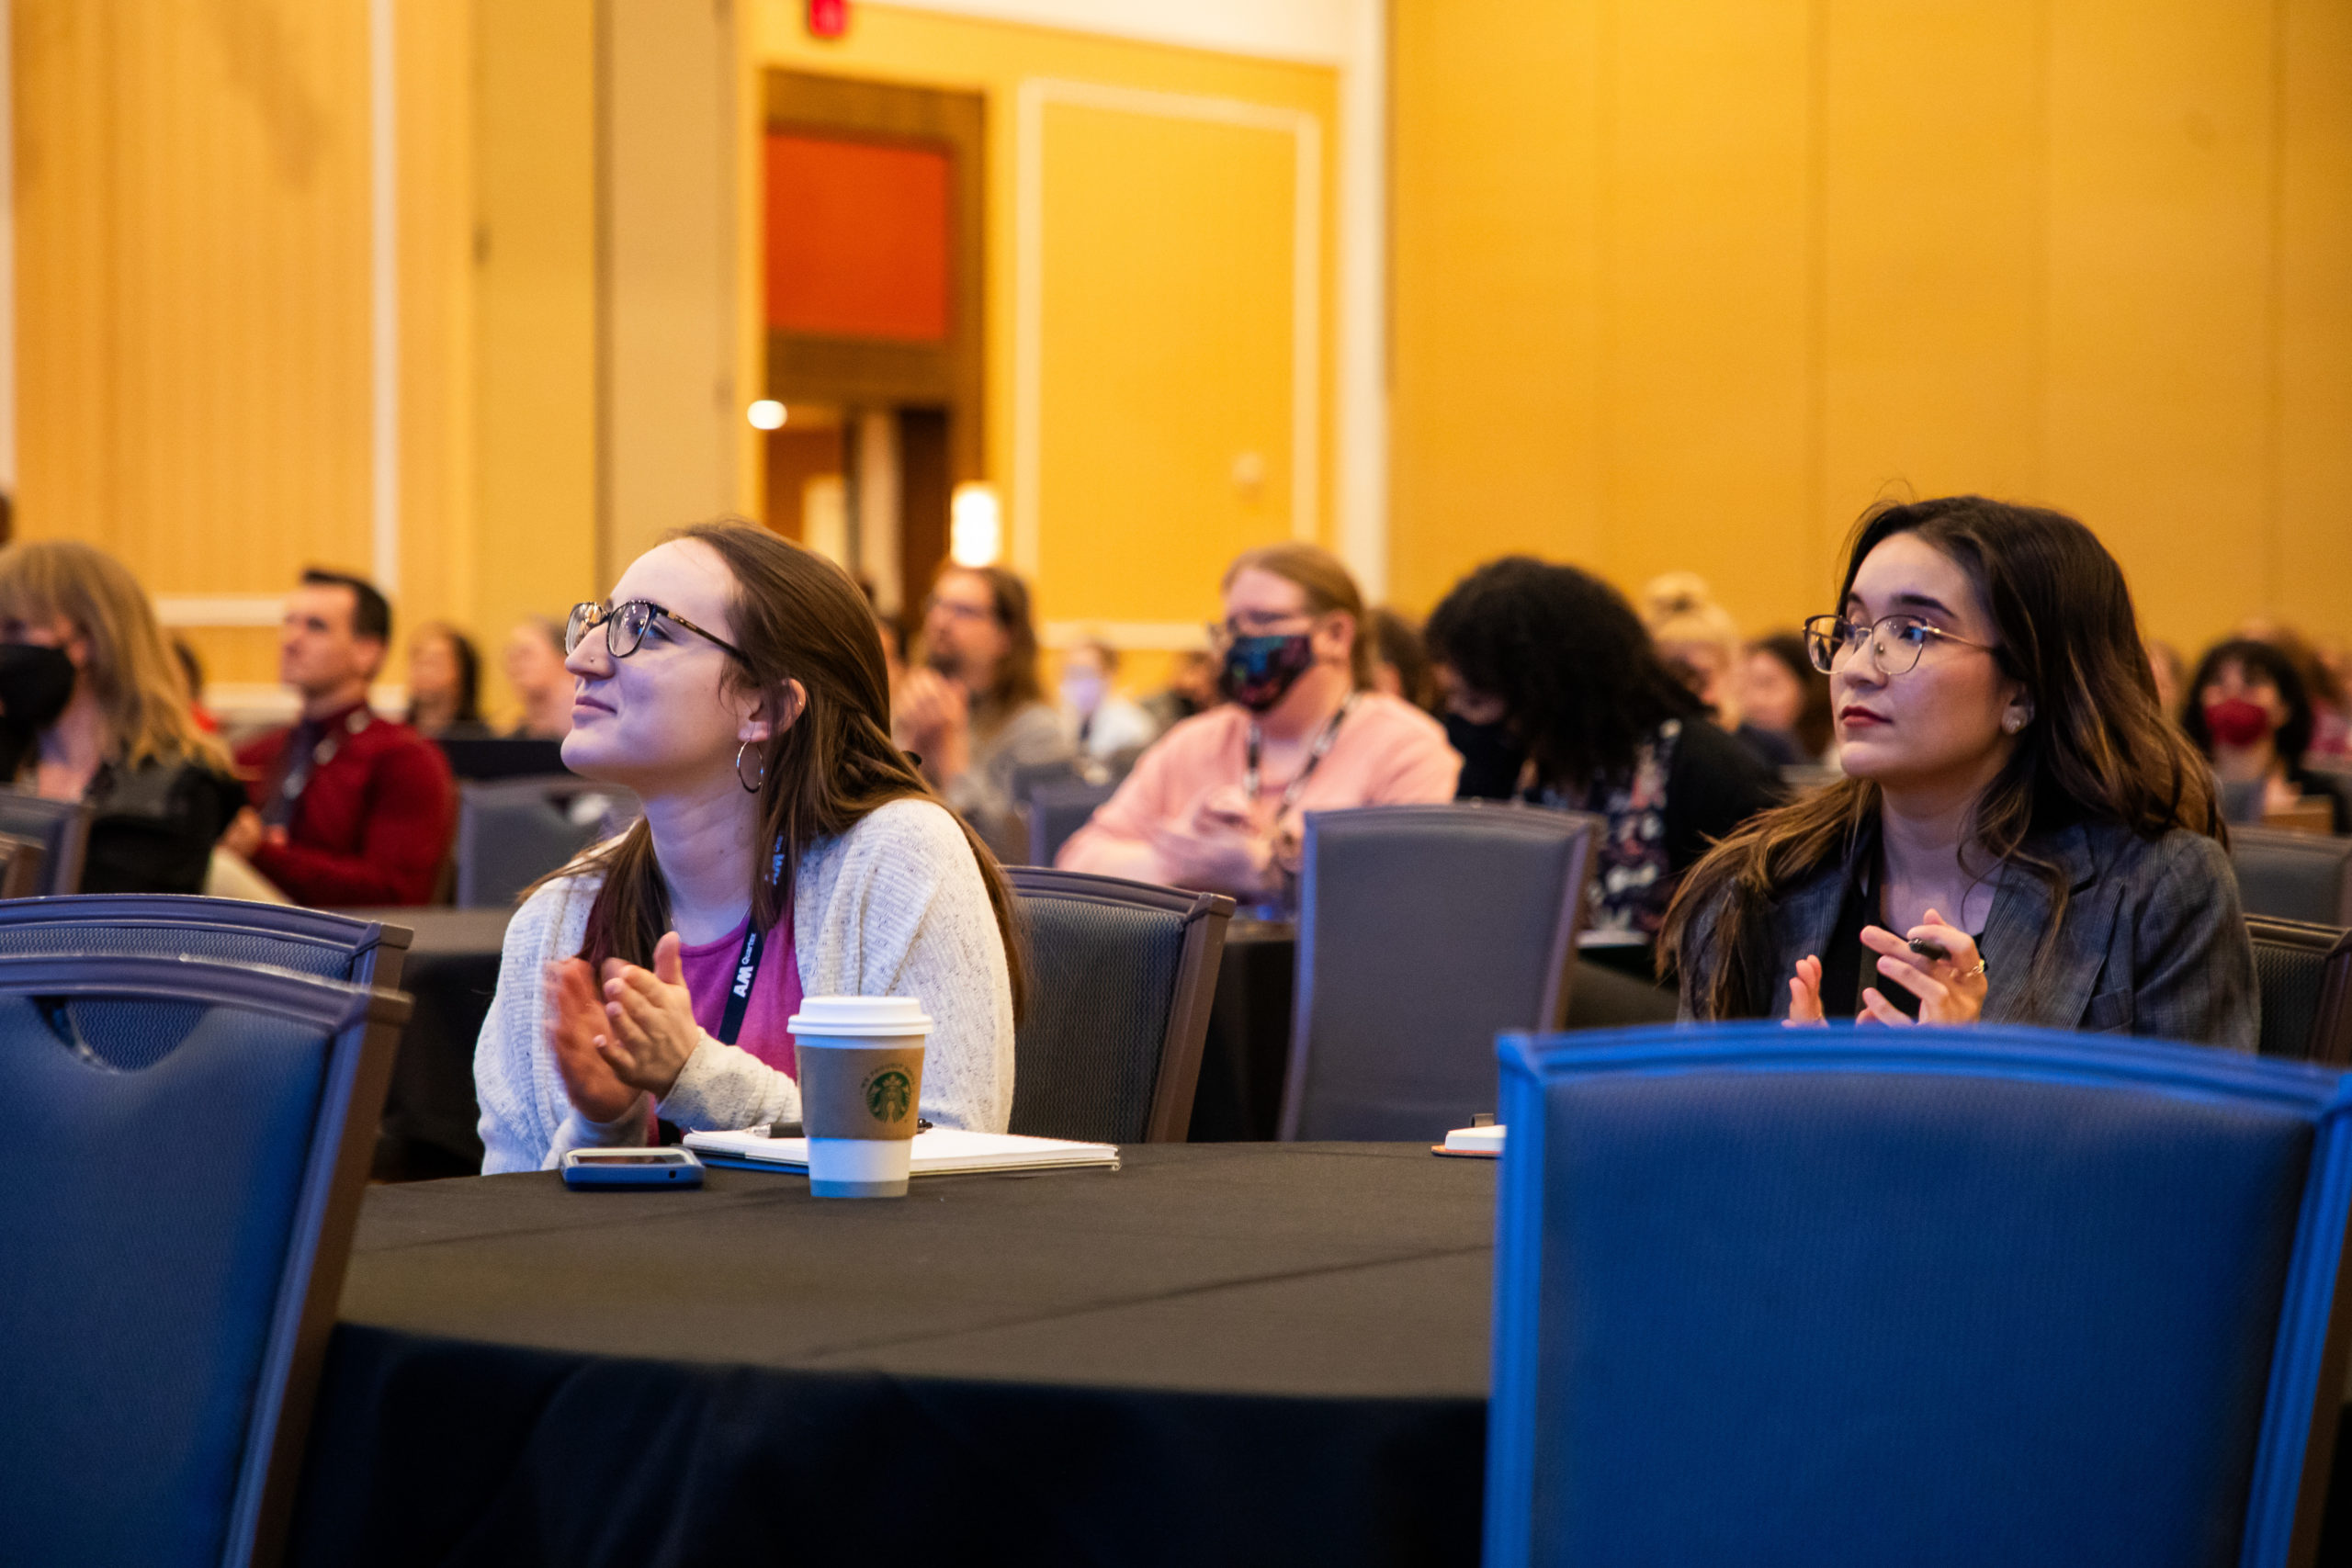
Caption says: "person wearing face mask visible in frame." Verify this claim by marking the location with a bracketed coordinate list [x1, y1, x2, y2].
[2180, 638, 2352, 833]
[1057, 637, 1158, 763]
[1056, 543, 1458, 903]
[894, 564, 1073, 862]
[473, 521, 1022, 1173]
[0, 541, 246, 894]
[1663, 497, 2255, 1047]
[1428, 558, 1782, 940]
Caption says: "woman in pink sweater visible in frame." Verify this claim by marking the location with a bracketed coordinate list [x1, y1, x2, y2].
[1057, 543, 1459, 903]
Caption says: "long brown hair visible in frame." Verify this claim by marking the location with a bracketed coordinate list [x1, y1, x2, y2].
[575, 521, 1026, 1013]
[929, 564, 1044, 733]
[1661, 496, 2220, 1020]
[0, 539, 233, 774]
[1222, 541, 1374, 689]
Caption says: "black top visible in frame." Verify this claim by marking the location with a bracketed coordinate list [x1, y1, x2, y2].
[1815, 865, 1986, 1021]
[1455, 714, 1783, 876]
[78, 756, 248, 896]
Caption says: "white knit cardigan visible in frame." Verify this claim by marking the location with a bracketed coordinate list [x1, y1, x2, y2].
[474, 796, 1016, 1173]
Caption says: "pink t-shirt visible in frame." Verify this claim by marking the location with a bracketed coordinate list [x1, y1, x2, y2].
[1055, 694, 1461, 894]
[678, 916, 804, 1079]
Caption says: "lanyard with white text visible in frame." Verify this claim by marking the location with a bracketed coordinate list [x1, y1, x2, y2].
[718, 837, 788, 1046]
[1244, 694, 1356, 815]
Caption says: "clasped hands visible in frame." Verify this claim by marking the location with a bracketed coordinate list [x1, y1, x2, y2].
[1786, 908, 1987, 1027]
[1150, 787, 1295, 897]
[544, 932, 705, 1123]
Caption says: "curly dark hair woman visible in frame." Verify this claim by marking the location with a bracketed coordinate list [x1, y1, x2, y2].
[2180, 637, 2350, 831]
[1660, 496, 2253, 1047]
[1425, 557, 1781, 937]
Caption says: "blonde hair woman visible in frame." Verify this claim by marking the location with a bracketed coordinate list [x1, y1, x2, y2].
[0, 540, 245, 893]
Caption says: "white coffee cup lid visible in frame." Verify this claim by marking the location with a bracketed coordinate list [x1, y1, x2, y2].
[788, 995, 935, 1038]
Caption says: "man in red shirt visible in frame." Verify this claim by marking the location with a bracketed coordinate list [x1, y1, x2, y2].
[221, 570, 456, 906]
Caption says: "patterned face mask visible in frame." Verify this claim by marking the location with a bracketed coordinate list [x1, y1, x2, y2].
[1219, 633, 1317, 714]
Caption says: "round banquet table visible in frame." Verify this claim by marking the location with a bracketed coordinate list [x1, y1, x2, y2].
[288, 1143, 1494, 1568]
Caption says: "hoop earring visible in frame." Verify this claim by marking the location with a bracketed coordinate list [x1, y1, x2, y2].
[735, 740, 767, 794]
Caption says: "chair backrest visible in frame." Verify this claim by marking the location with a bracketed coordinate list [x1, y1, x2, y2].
[434, 734, 568, 781]
[0, 893, 414, 991]
[1003, 866, 1234, 1143]
[0, 832, 48, 898]
[0, 789, 93, 894]
[1486, 1024, 2352, 1568]
[0, 953, 407, 1568]
[2230, 826, 2352, 925]
[1282, 803, 1598, 1142]
[454, 776, 610, 908]
[2248, 916, 2352, 1065]
[1022, 778, 1119, 868]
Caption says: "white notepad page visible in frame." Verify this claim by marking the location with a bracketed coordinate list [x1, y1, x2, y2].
[684, 1126, 1121, 1175]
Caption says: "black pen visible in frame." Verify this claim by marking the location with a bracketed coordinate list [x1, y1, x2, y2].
[1908, 936, 1951, 964]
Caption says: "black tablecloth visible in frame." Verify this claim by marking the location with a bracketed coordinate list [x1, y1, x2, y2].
[353, 908, 512, 1179]
[289, 1144, 1493, 1567]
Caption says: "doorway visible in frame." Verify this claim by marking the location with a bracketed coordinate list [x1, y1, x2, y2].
[760, 72, 983, 618]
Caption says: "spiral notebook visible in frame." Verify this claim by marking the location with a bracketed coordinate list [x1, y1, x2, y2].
[683, 1126, 1121, 1176]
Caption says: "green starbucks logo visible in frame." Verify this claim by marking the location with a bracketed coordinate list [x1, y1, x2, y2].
[865, 1066, 915, 1124]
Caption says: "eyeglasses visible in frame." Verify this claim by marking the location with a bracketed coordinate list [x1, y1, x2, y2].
[1803, 613, 1995, 677]
[1204, 611, 1316, 651]
[565, 600, 747, 662]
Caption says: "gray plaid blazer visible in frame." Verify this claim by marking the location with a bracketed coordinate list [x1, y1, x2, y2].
[1678, 818, 2258, 1050]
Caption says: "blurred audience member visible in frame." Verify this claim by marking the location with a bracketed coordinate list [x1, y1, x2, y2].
[1644, 571, 1803, 767]
[1141, 649, 1222, 733]
[225, 570, 457, 905]
[503, 617, 574, 739]
[1741, 632, 1835, 763]
[172, 636, 221, 733]
[1058, 637, 1156, 761]
[2146, 638, 2186, 725]
[2239, 619, 2352, 760]
[406, 621, 490, 738]
[1059, 544, 1456, 903]
[1368, 606, 1440, 714]
[897, 564, 1072, 859]
[2181, 638, 2350, 831]
[0, 541, 246, 894]
[1430, 558, 1781, 938]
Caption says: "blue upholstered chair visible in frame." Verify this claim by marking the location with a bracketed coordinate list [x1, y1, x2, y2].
[1485, 1023, 2352, 1568]
[0, 952, 407, 1567]
[0, 892, 414, 990]
[0, 788, 93, 894]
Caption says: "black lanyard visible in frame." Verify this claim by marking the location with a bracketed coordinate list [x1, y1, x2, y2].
[718, 839, 789, 1046]
[1245, 694, 1356, 814]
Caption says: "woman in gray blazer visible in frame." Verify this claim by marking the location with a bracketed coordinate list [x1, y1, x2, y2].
[1664, 496, 2256, 1050]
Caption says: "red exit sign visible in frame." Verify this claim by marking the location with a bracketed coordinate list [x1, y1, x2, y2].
[808, 0, 847, 38]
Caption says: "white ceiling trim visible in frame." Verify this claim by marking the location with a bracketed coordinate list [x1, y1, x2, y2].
[874, 0, 1351, 66]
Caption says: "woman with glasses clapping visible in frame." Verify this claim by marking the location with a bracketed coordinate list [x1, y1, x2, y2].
[1662, 496, 2255, 1048]
[472, 521, 1023, 1173]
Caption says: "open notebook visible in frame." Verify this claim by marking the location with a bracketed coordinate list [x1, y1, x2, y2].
[684, 1126, 1121, 1176]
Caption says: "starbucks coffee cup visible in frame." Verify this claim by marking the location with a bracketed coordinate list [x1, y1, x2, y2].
[789, 996, 933, 1198]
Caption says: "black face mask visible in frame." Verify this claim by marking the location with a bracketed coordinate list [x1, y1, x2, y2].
[1219, 633, 1317, 715]
[0, 644, 76, 733]
[1444, 711, 1525, 801]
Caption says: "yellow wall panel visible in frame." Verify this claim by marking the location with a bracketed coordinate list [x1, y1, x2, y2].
[1394, 0, 2352, 651]
[1819, 0, 2045, 568]
[1600, 0, 1814, 623]
[2044, 0, 2277, 651]
[1389, 0, 1602, 609]
[2277, 0, 2352, 643]
[1032, 104, 1301, 624]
